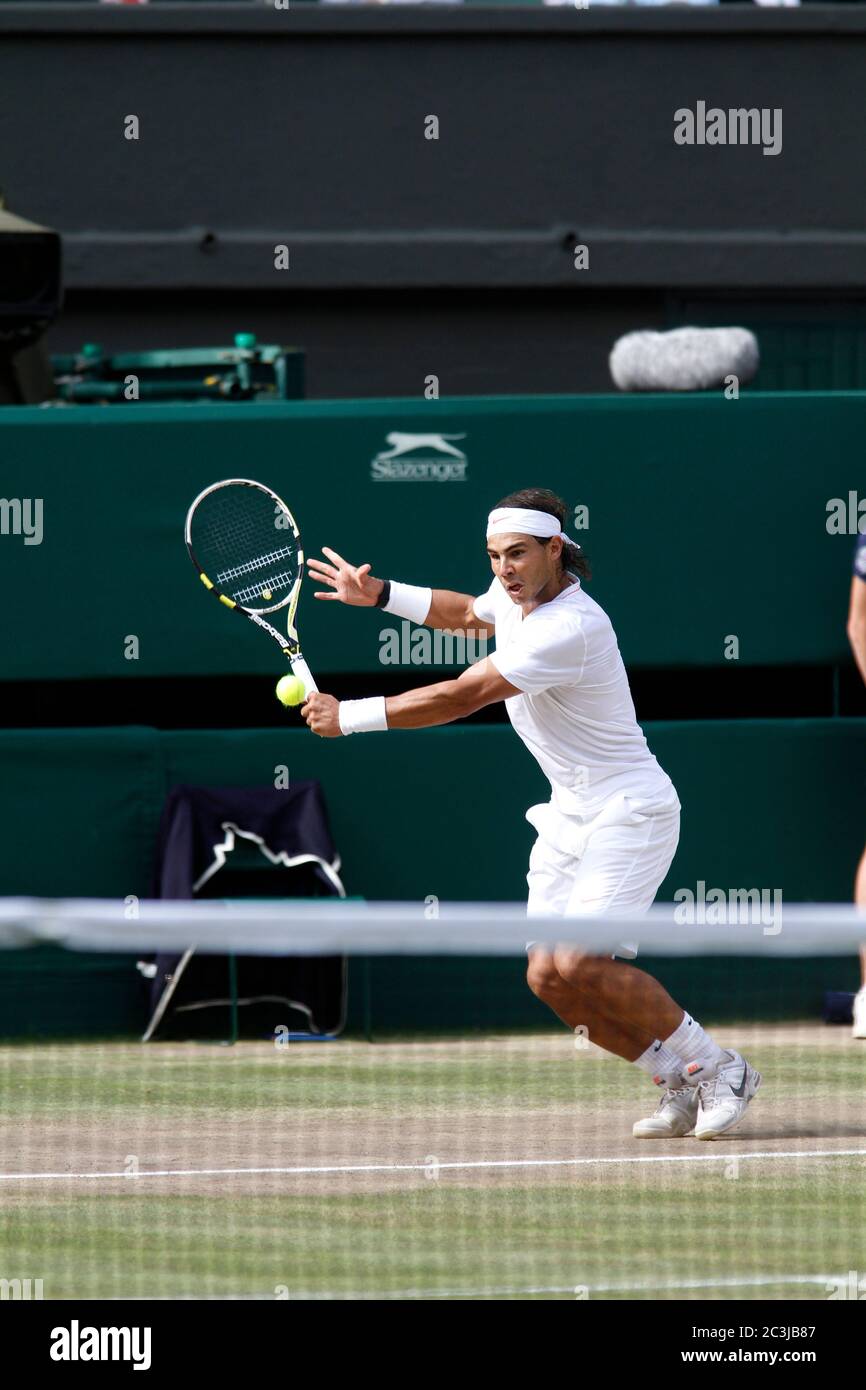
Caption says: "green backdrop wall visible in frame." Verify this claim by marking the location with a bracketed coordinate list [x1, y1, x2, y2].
[0, 391, 862, 679]
[0, 720, 862, 1035]
[1, 721, 863, 901]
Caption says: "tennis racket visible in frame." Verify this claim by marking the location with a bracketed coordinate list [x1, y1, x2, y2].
[184, 477, 318, 694]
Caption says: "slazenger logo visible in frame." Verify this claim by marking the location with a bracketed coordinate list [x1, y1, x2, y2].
[370, 432, 468, 482]
[50, 1320, 152, 1370]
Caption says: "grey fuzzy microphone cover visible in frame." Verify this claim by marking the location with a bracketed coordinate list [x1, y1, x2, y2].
[609, 326, 759, 392]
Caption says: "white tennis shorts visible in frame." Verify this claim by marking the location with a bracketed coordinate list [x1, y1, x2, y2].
[525, 792, 681, 957]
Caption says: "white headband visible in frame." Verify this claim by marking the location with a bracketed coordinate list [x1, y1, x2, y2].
[486, 506, 580, 549]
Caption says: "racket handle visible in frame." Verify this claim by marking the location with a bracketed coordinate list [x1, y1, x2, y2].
[291, 655, 318, 695]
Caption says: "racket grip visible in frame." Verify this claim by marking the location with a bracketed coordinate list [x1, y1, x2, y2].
[291, 655, 318, 695]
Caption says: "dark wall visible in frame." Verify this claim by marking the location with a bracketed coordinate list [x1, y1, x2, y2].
[3, 8, 866, 291]
[6, 7, 866, 394]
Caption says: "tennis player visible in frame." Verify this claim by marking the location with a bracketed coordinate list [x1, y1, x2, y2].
[303, 488, 761, 1139]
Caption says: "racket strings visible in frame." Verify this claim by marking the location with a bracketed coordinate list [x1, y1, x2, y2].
[216, 547, 296, 586]
[233, 571, 296, 606]
[192, 485, 300, 610]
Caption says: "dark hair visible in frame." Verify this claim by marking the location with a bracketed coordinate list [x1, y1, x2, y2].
[493, 487, 591, 581]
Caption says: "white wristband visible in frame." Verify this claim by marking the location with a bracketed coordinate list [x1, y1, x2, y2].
[382, 580, 433, 625]
[338, 696, 389, 735]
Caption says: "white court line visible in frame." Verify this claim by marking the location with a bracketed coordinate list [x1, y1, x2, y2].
[123, 1273, 849, 1300]
[293, 1273, 846, 1300]
[1, 1146, 865, 1182]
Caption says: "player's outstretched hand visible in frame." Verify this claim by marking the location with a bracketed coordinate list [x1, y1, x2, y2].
[302, 692, 342, 738]
[307, 548, 383, 607]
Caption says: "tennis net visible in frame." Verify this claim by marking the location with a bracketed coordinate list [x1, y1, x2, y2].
[0, 897, 864, 1302]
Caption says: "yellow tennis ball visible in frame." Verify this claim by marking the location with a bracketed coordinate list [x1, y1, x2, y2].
[275, 674, 306, 707]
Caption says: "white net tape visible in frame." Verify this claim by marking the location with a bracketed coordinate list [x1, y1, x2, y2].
[0, 898, 863, 956]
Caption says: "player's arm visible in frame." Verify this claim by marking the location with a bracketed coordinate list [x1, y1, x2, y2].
[307, 547, 494, 637]
[424, 590, 494, 637]
[302, 658, 519, 737]
[847, 574, 866, 685]
[384, 657, 518, 729]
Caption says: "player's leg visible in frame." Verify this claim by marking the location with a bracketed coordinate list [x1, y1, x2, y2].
[527, 948, 658, 1058]
[553, 810, 712, 1047]
[853, 843, 866, 1038]
[556, 811, 760, 1139]
[527, 835, 659, 1055]
[527, 832, 686, 1071]
[525, 823, 700, 1137]
[526, 949, 700, 1137]
[527, 832, 676, 1058]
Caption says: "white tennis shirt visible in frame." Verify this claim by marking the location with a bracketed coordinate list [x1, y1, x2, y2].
[473, 575, 680, 820]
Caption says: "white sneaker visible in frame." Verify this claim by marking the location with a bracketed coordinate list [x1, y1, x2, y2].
[853, 988, 866, 1039]
[632, 1085, 700, 1138]
[692, 1050, 761, 1140]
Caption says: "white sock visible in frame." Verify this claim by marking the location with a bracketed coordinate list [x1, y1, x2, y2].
[634, 1041, 684, 1089]
[663, 1012, 728, 1082]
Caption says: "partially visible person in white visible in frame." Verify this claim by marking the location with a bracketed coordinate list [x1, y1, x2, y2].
[304, 486, 761, 1139]
[847, 533, 866, 1039]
